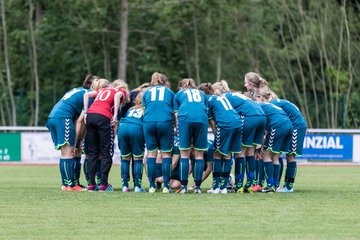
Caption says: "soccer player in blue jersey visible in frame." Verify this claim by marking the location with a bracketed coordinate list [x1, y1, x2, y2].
[142, 72, 175, 193]
[213, 80, 266, 193]
[198, 83, 242, 194]
[118, 92, 146, 193]
[267, 91, 307, 192]
[46, 75, 95, 191]
[173, 78, 209, 193]
[254, 87, 293, 193]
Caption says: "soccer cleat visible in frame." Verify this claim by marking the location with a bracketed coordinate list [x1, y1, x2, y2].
[87, 184, 98, 192]
[262, 186, 275, 193]
[252, 185, 263, 192]
[243, 187, 253, 193]
[220, 188, 228, 194]
[134, 186, 146, 193]
[149, 187, 156, 193]
[277, 187, 294, 193]
[236, 187, 244, 193]
[99, 184, 114, 192]
[207, 188, 220, 194]
[61, 185, 72, 191]
[162, 187, 171, 193]
[176, 187, 187, 194]
[194, 188, 202, 194]
[71, 184, 87, 191]
[122, 186, 130, 192]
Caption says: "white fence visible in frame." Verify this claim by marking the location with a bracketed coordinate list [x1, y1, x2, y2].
[0, 127, 359, 163]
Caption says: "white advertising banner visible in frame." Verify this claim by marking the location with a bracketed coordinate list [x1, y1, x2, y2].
[21, 132, 121, 164]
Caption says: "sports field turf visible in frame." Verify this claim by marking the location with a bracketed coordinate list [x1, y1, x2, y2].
[0, 165, 359, 240]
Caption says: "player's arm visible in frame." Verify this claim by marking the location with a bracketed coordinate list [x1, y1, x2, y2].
[202, 162, 212, 181]
[83, 90, 97, 123]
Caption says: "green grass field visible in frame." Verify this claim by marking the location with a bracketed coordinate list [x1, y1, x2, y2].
[1, 165, 360, 240]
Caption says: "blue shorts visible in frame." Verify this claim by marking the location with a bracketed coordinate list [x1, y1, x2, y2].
[46, 118, 75, 150]
[288, 127, 306, 156]
[143, 121, 173, 152]
[214, 127, 242, 156]
[118, 123, 145, 157]
[264, 121, 292, 154]
[178, 122, 208, 150]
[242, 115, 266, 147]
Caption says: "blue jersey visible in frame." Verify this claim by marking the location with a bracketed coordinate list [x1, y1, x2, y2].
[207, 95, 242, 129]
[270, 99, 307, 129]
[174, 88, 208, 124]
[142, 85, 174, 122]
[120, 107, 143, 126]
[224, 92, 265, 116]
[258, 102, 290, 129]
[48, 87, 89, 120]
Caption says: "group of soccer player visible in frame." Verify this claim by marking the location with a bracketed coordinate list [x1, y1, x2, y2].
[46, 71, 307, 194]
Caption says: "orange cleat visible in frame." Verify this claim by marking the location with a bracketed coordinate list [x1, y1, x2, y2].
[252, 185, 263, 192]
[71, 184, 87, 191]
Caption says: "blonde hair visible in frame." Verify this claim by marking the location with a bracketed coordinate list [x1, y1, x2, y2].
[197, 83, 214, 95]
[150, 72, 168, 86]
[212, 80, 230, 93]
[178, 78, 196, 90]
[112, 79, 130, 104]
[245, 72, 268, 88]
[91, 78, 109, 91]
[255, 87, 277, 102]
[134, 91, 143, 109]
[133, 82, 150, 92]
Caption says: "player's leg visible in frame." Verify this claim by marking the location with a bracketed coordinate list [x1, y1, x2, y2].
[118, 123, 131, 192]
[158, 121, 174, 193]
[98, 115, 115, 192]
[177, 121, 191, 193]
[192, 123, 208, 193]
[143, 122, 158, 193]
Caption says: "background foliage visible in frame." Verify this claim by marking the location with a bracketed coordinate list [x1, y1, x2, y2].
[0, 0, 359, 128]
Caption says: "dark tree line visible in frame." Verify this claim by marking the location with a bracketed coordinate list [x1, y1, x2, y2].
[0, 0, 359, 128]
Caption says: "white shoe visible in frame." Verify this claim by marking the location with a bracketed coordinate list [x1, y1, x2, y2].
[149, 187, 156, 193]
[220, 188, 228, 194]
[134, 186, 146, 193]
[122, 186, 130, 192]
[194, 188, 202, 194]
[277, 187, 294, 193]
[162, 187, 171, 193]
[207, 188, 220, 194]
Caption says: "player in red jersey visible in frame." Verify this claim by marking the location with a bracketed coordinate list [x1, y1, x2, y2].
[83, 79, 129, 192]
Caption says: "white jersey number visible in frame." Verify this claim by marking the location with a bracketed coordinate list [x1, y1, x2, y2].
[184, 89, 202, 102]
[150, 87, 165, 101]
[217, 97, 233, 110]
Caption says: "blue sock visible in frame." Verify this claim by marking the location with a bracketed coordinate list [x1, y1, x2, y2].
[133, 160, 143, 188]
[279, 157, 284, 183]
[273, 164, 280, 188]
[162, 158, 172, 189]
[74, 157, 81, 185]
[254, 159, 259, 185]
[59, 158, 75, 187]
[264, 161, 274, 188]
[180, 158, 189, 187]
[234, 157, 245, 188]
[285, 161, 297, 190]
[83, 159, 90, 185]
[96, 160, 101, 185]
[212, 158, 221, 189]
[147, 157, 156, 188]
[121, 159, 130, 187]
[258, 159, 264, 187]
[194, 159, 204, 189]
[245, 156, 255, 188]
[220, 159, 232, 190]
